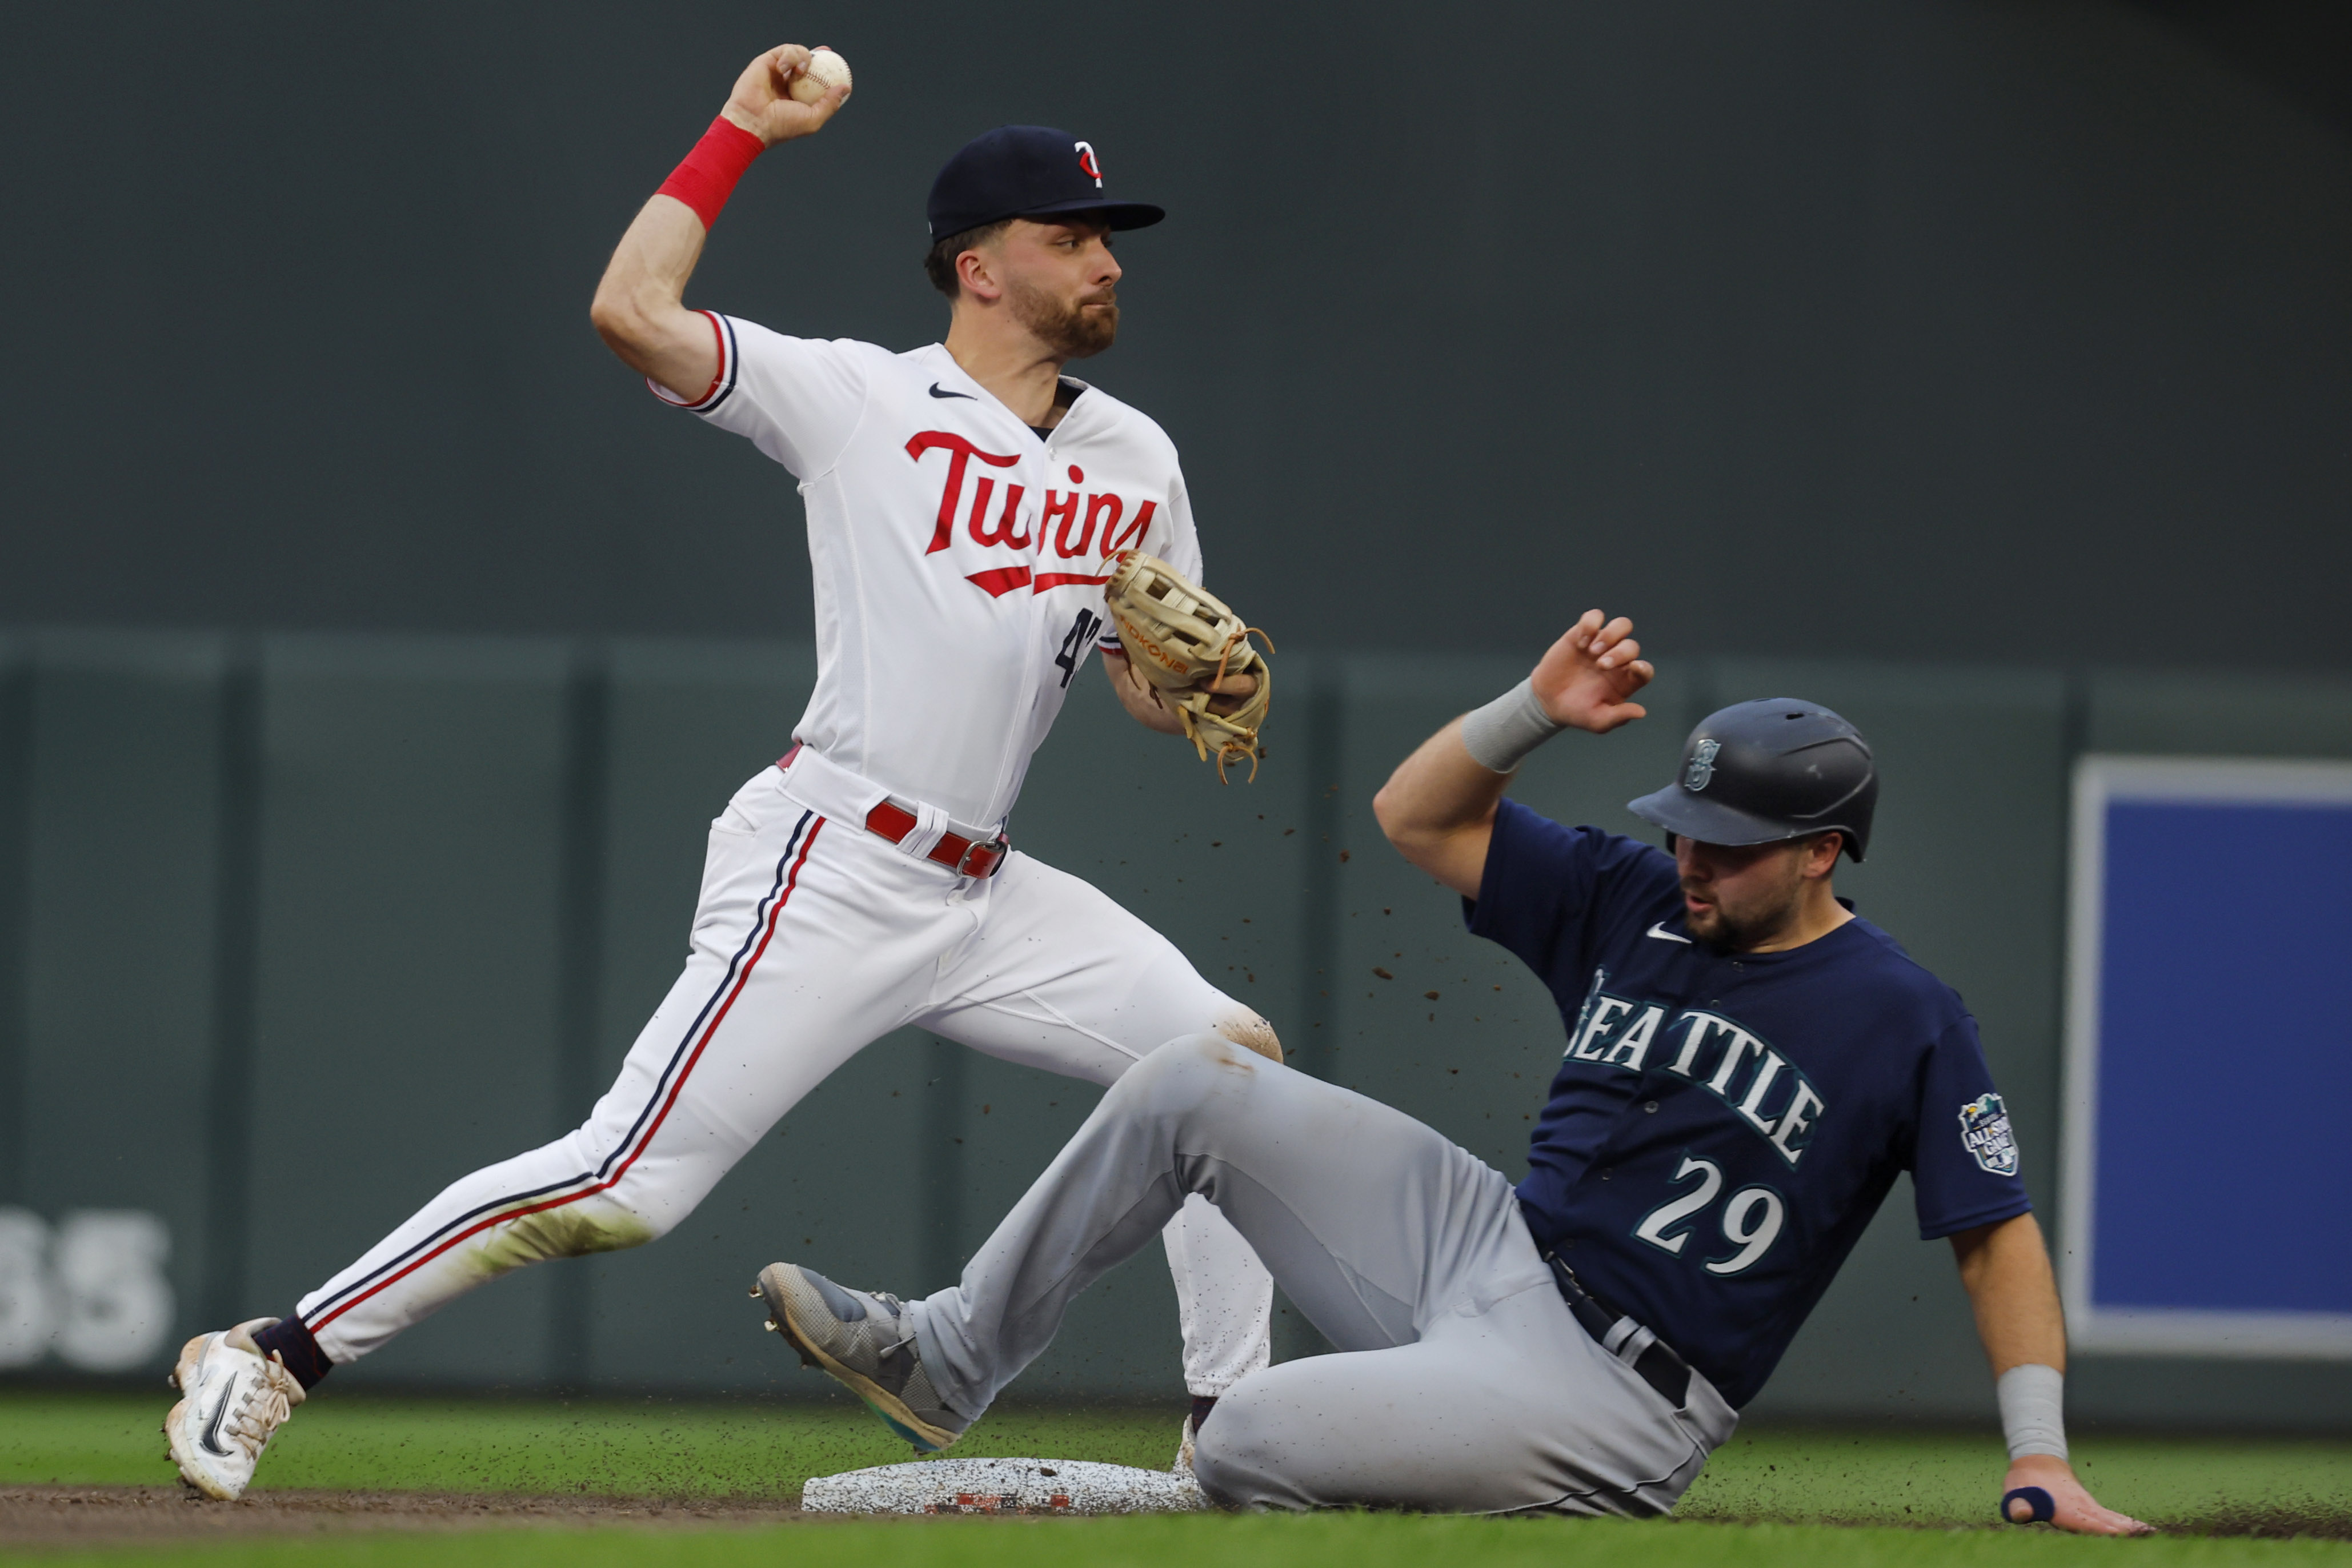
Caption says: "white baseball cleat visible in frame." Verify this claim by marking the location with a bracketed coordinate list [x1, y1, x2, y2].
[163, 1318, 306, 1500]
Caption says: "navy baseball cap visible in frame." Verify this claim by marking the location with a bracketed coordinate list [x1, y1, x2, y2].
[926, 126, 1165, 238]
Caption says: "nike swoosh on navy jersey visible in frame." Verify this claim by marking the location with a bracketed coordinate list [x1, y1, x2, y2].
[928, 383, 976, 400]
[1645, 921, 1692, 945]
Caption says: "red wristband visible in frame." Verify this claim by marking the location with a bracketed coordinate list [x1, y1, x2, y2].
[656, 115, 766, 230]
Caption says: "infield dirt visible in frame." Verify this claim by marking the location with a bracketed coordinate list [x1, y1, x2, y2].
[1, 1485, 808, 1543]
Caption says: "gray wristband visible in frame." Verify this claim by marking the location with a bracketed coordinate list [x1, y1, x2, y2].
[1997, 1364, 2067, 1461]
[1460, 678, 1565, 774]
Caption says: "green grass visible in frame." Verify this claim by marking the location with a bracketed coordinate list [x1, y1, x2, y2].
[1680, 1426, 2351, 1531]
[4, 1391, 2348, 1565]
[0, 1390, 1178, 1498]
[11, 1513, 2352, 1568]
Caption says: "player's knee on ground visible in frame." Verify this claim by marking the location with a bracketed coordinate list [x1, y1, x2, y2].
[1188, 1383, 1304, 1510]
[1213, 1009, 1283, 1064]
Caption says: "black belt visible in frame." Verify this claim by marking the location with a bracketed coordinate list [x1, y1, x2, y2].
[1544, 1252, 1693, 1411]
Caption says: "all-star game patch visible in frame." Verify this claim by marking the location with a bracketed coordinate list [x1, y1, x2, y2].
[1958, 1093, 2019, 1176]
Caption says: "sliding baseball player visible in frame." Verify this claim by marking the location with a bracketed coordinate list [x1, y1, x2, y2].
[756, 612, 2149, 1529]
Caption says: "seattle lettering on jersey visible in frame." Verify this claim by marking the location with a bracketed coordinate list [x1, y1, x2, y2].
[1565, 969, 1826, 1168]
[907, 431, 1155, 598]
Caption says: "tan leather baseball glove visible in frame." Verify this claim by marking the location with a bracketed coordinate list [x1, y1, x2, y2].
[1103, 551, 1273, 782]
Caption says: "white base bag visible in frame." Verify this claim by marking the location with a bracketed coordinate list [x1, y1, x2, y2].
[800, 1457, 1208, 1515]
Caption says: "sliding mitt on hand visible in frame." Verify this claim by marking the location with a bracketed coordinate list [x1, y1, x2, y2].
[1103, 551, 1273, 782]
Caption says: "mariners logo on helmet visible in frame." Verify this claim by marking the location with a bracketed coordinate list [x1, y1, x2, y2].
[1075, 141, 1102, 185]
[1958, 1093, 2019, 1176]
[1684, 738, 1722, 792]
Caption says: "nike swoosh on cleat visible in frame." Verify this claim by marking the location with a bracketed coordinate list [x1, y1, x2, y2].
[1645, 921, 1692, 945]
[928, 383, 976, 400]
[198, 1382, 237, 1457]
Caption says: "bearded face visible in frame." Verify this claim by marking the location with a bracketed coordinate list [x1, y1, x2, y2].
[1681, 867, 1803, 949]
[1675, 835, 1836, 952]
[1007, 272, 1119, 359]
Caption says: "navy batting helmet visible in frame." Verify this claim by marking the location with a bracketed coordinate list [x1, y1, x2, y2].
[1626, 699, 1878, 863]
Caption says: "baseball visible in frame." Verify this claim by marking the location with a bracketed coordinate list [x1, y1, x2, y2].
[788, 46, 852, 105]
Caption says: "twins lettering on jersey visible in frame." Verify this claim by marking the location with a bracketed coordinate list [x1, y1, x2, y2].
[908, 431, 1155, 599]
[1565, 972, 1827, 1168]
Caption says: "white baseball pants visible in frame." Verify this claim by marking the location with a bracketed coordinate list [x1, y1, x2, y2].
[294, 760, 1274, 1396]
[908, 1036, 1739, 1515]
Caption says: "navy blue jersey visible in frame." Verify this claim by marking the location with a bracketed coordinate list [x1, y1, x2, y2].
[1466, 799, 2030, 1407]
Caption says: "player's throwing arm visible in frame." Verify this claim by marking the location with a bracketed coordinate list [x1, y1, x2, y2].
[591, 46, 850, 398]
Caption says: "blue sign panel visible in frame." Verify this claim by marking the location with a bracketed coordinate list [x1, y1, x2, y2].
[2063, 759, 2352, 1357]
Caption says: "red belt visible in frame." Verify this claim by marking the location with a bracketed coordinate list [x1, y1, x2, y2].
[864, 799, 1008, 879]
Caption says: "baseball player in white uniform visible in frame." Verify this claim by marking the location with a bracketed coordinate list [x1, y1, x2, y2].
[165, 46, 1277, 1498]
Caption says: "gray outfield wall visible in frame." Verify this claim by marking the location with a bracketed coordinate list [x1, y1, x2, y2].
[0, 629, 2346, 1430]
[5, 2, 2350, 674]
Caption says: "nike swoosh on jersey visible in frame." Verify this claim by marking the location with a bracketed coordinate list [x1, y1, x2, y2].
[928, 383, 976, 400]
[1645, 921, 1692, 945]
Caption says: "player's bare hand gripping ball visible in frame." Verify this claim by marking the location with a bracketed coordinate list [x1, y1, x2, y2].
[720, 44, 850, 146]
[1529, 609, 1653, 734]
[788, 47, 852, 104]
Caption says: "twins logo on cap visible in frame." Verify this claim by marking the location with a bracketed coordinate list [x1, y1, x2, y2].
[925, 126, 1163, 239]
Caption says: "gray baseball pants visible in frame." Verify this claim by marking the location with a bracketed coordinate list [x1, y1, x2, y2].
[907, 1034, 1738, 1514]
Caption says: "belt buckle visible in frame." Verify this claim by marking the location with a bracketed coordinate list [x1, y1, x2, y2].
[955, 836, 1006, 878]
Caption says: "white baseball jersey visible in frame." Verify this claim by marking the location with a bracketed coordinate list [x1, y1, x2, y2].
[267, 312, 1275, 1417]
[652, 312, 1203, 829]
